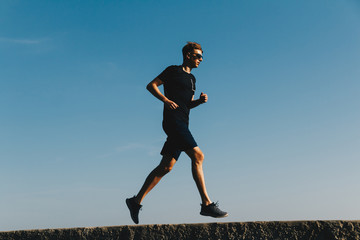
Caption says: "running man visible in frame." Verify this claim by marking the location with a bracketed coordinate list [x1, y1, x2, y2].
[126, 42, 228, 224]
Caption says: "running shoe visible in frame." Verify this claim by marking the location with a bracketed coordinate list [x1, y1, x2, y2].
[126, 196, 142, 224]
[200, 202, 228, 218]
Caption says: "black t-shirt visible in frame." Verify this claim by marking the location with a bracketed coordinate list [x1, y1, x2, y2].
[157, 65, 196, 125]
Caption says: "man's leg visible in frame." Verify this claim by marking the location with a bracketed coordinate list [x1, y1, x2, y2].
[126, 154, 176, 224]
[185, 146, 211, 206]
[135, 154, 177, 204]
[185, 146, 228, 218]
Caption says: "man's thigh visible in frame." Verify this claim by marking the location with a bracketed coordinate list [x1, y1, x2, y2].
[163, 122, 198, 153]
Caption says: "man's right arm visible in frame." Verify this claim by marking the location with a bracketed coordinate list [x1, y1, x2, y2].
[146, 77, 179, 110]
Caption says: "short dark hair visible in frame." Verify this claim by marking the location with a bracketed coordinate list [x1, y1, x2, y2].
[182, 42, 203, 60]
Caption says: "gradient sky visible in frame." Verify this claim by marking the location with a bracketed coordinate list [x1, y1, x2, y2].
[1, 0, 360, 231]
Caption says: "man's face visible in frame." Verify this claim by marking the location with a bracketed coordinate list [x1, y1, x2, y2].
[188, 49, 203, 68]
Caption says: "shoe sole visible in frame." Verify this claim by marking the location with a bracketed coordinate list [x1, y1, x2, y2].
[200, 212, 229, 218]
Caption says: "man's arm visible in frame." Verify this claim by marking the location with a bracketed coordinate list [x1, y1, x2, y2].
[189, 92, 208, 109]
[146, 77, 179, 110]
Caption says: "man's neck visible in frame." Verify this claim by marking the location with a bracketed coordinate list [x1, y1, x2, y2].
[182, 64, 192, 74]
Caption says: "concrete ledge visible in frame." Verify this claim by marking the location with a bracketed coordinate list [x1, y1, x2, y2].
[1, 221, 360, 240]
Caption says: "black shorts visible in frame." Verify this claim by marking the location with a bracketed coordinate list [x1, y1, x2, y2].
[160, 121, 198, 160]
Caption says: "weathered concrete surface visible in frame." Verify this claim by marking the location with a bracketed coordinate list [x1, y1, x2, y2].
[1, 221, 360, 240]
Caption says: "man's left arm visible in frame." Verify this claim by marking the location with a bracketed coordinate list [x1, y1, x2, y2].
[189, 92, 208, 109]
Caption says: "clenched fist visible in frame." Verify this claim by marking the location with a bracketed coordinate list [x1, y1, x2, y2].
[200, 92, 208, 103]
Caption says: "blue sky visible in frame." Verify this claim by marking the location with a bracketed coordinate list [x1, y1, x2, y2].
[1, 0, 360, 231]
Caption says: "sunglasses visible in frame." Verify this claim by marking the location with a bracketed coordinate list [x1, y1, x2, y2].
[192, 53, 203, 59]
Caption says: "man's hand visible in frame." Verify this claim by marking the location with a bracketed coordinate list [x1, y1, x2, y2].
[165, 99, 179, 110]
[200, 92, 208, 103]
[189, 92, 208, 109]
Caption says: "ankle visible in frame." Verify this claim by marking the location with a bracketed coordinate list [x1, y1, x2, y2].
[202, 200, 212, 206]
[134, 196, 142, 205]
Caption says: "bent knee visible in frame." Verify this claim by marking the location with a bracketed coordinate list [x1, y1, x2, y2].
[158, 156, 176, 174]
[162, 165, 173, 173]
[185, 147, 205, 164]
[158, 163, 174, 174]
[193, 151, 204, 165]
[197, 152, 205, 161]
